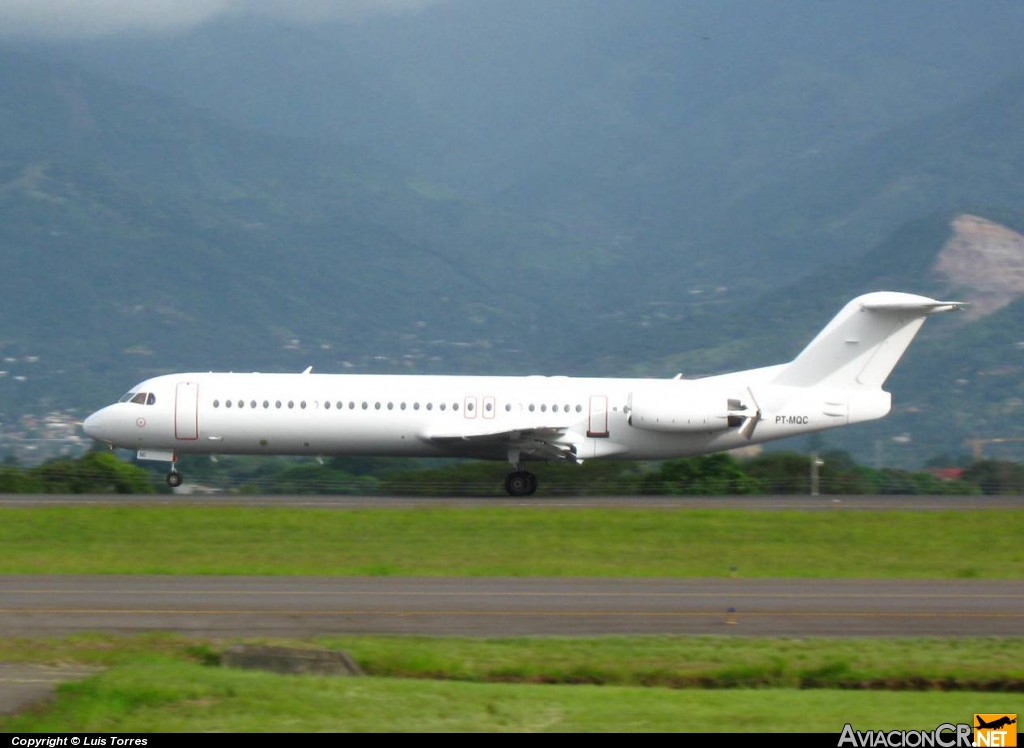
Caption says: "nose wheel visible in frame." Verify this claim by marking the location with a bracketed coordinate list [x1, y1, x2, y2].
[166, 469, 183, 488]
[505, 470, 538, 497]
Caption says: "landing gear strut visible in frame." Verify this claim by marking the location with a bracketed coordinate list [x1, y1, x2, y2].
[505, 470, 538, 497]
[166, 469, 183, 488]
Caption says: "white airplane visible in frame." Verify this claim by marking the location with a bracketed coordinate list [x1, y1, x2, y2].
[83, 292, 962, 496]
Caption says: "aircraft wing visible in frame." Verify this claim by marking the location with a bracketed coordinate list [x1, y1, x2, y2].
[424, 425, 580, 462]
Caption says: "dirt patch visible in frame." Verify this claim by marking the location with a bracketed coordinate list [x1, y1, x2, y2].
[933, 214, 1024, 320]
[222, 644, 363, 676]
[0, 663, 102, 716]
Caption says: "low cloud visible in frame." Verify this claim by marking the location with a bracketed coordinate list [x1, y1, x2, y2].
[0, 0, 445, 39]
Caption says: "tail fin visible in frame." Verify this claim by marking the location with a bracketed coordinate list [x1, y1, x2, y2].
[772, 292, 963, 390]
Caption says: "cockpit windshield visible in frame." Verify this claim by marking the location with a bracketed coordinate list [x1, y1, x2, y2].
[119, 392, 155, 405]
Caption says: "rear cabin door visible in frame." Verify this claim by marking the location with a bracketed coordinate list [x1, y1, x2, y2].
[175, 381, 199, 440]
[587, 395, 609, 438]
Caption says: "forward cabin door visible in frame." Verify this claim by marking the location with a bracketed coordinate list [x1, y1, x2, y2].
[175, 381, 199, 440]
[587, 395, 609, 438]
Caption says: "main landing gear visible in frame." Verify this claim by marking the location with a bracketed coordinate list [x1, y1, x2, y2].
[504, 469, 538, 497]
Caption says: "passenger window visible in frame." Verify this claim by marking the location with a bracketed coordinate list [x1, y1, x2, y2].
[301, 401, 307, 409]
[337, 402, 343, 410]
[263, 401, 269, 409]
[453, 403, 459, 411]
[213, 400, 220, 408]
[387, 402, 394, 410]
[250, 400, 257, 409]
[288, 401, 295, 409]
[237, 400, 244, 408]
[276, 401, 282, 409]
[226, 400, 232, 408]
[324, 401, 331, 410]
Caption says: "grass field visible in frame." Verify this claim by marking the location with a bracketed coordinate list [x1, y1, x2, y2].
[0, 506, 1021, 577]
[0, 634, 1021, 732]
[1, 504, 1020, 731]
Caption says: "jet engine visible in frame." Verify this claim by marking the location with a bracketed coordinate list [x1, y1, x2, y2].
[627, 390, 748, 433]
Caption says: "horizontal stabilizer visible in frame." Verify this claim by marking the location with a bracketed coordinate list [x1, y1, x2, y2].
[860, 299, 965, 313]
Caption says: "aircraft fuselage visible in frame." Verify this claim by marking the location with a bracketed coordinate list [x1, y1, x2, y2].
[81, 292, 962, 495]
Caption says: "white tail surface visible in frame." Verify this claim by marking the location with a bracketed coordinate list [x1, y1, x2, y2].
[772, 292, 963, 390]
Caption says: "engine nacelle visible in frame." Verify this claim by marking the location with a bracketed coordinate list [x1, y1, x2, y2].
[628, 389, 746, 433]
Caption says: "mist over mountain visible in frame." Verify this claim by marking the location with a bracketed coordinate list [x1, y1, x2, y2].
[28, 1, 1024, 285]
[3, 1, 1024, 464]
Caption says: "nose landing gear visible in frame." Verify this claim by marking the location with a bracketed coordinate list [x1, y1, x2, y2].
[166, 468, 182, 488]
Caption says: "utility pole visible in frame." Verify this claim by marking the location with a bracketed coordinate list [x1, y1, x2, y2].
[810, 453, 824, 496]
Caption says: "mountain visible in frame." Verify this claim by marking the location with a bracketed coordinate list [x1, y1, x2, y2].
[0, 49, 618, 415]
[624, 209, 1024, 465]
[4, 3, 1024, 465]
[30, 1, 1024, 292]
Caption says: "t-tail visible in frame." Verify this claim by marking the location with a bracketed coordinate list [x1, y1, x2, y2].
[773, 292, 963, 389]
[769, 292, 963, 425]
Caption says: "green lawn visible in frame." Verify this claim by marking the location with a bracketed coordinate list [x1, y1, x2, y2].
[0, 635, 1020, 732]
[0, 506, 1021, 577]
[2, 504, 1020, 732]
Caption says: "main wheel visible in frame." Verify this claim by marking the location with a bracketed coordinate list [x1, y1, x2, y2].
[505, 470, 538, 497]
[166, 471, 183, 488]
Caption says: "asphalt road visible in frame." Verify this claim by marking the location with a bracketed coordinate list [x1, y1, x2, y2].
[1, 494, 1021, 638]
[2, 494, 1023, 509]
[2, 575, 1022, 637]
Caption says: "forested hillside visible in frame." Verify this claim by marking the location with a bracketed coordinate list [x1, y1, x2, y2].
[3, 3, 1024, 465]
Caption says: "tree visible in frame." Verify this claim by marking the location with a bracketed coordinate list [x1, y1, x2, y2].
[961, 460, 1024, 495]
[643, 454, 762, 495]
[30, 452, 155, 494]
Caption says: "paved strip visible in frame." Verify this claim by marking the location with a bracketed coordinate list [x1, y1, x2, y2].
[0, 664, 101, 716]
[1, 576, 1022, 637]
[1, 494, 1023, 509]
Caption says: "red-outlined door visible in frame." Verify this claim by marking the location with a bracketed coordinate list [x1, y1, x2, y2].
[587, 395, 609, 437]
[175, 381, 199, 440]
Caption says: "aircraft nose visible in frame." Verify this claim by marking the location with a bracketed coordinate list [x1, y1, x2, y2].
[82, 406, 117, 443]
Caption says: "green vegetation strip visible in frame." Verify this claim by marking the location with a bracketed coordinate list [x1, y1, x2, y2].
[1, 635, 1021, 732]
[0, 506, 1021, 577]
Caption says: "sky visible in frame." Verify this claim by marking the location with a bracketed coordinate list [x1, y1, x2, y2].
[0, 0, 445, 37]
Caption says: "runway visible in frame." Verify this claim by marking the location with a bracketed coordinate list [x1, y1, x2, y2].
[2, 495, 1021, 639]
[2, 494, 1023, 509]
[2, 576, 1022, 637]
